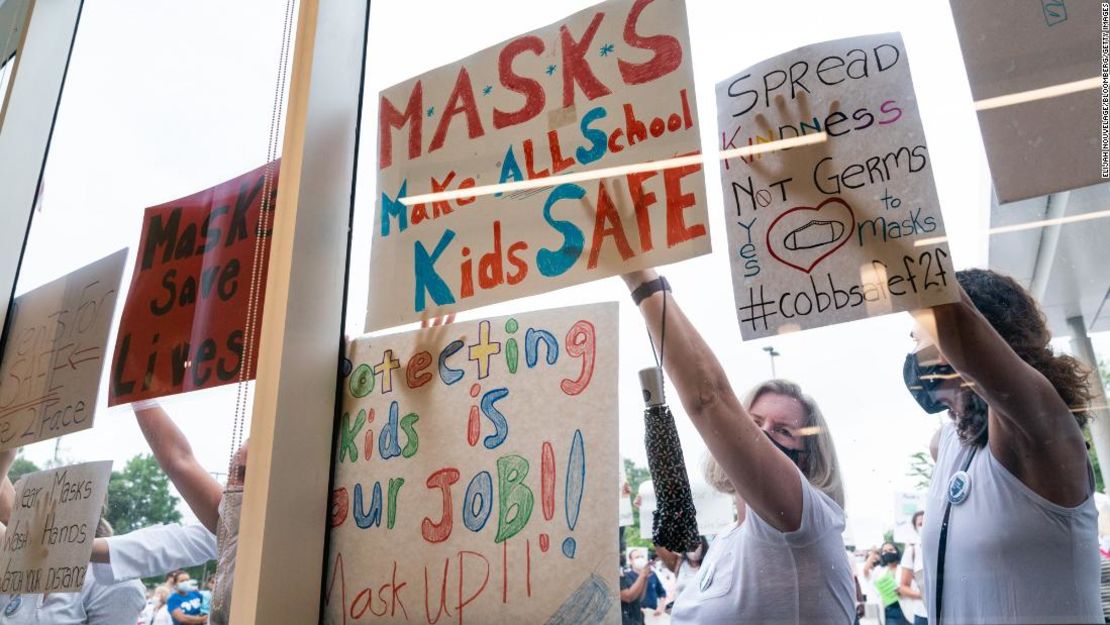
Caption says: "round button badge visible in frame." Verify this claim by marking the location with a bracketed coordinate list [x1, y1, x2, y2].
[947, 470, 972, 505]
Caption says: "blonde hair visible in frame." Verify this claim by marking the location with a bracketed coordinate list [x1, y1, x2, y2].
[704, 379, 845, 509]
[153, 585, 171, 607]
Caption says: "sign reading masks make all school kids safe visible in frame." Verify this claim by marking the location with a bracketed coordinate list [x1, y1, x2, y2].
[716, 33, 959, 340]
[108, 161, 278, 406]
[366, 0, 709, 331]
[326, 303, 619, 625]
[0, 250, 127, 451]
[0, 461, 113, 594]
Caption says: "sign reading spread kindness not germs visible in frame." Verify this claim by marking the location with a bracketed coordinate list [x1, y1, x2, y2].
[366, 0, 709, 331]
[716, 33, 959, 339]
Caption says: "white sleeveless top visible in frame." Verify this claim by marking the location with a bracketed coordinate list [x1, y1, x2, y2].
[921, 423, 1101, 624]
[671, 466, 855, 624]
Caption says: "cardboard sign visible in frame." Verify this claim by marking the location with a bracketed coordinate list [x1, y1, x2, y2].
[716, 33, 959, 339]
[0, 250, 127, 450]
[950, 1, 1104, 202]
[892, 490, 925, 544]
[366, 0, 709, 331]
[108, 161, 278, 406]
[326, 303, 619, 625]
[0, 461, 112, 594]
[691, 480, 734, 537]
[618, 469, 634, 527]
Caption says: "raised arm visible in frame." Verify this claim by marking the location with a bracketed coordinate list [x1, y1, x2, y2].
[912, 286, 1088, 505]
[0, 448, 17, 525]
[133, 403, 223, 532]
[623, 269, 803, 532]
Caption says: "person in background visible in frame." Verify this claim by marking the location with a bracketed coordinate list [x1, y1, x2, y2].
[199, 577, 214, 615]
[624, 268, 854, 624]
[898, 511, 928, 625]
[909, 270, 1101, 624]
[620, 551, 651, 625]
[869, 542, 910, 625]
[132, 403, 244, 625]
[1098, 498, 1110, 624]
[166, 571, 206, 625]
[149, 586, 172, 625]
[627, 548, 666, 618]
[656, 535, 709, 610]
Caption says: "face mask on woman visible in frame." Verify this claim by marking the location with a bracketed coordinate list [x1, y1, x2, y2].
[177, 580, 198, 593]
[880, 551, 900, 566]
[903, 351, 955, 414]
[764, 430, 802, 466]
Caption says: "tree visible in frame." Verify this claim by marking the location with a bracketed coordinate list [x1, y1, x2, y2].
[906, 451, 934, 491]
[623, 458, 653, 549]
[8, 457, 40, 483]
[105, 454, 182, 534]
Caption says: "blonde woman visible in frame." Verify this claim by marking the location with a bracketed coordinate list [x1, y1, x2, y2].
[624, 268, 854, 624]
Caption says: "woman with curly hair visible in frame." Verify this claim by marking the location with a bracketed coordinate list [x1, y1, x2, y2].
[906, 268, 1100, 624]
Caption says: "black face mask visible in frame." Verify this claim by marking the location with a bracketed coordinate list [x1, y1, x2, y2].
[765, 430, 802, 467]
[903, 352, 955, 414]
[880, 551, 901, 566]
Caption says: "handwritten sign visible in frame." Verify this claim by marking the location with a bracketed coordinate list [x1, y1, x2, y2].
[0, 250, 127, 450]
[108, 161, 278, 406]
[366, 0, 709, 331]
[0, 461, 112, 594]
[716, 33, 958, 339]
[950, 1, 1104, 202]
[892, 491, 925, 544]
[691, 481, 734, 537]
[326, 303, 619, 624]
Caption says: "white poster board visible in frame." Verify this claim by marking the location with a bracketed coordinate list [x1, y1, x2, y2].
[0, 461, 112, 594]
[367, 0, 710, 331]
[716, 33, 958, 339]
[0, 249, 127, 450]
[950, 1, 1104, 202]
[326, 303, 619, 624]
[691, 480, 734, 537]
[893, 490, 925, 544]
[618, 463, 633, 527]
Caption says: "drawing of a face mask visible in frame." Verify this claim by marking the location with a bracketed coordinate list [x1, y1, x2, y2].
[783, 219, 846, 251]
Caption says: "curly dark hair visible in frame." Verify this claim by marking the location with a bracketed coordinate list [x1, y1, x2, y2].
[957, 269, 1093, 431]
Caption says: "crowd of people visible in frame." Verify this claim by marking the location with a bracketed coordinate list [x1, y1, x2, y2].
[616, 264, 1104, 625]
[0, 402, 242, 625]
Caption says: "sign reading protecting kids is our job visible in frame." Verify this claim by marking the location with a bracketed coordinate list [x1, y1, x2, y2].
[0, 250, 127, 451]
[366, 0, 709, 331]
[326, 303, 619, 625]
[716, 33, 958, 339]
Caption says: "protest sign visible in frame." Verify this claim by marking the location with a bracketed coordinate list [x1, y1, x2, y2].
[108, 161, 278, 405]
[618, 468, 633, 527]
[326, 303, 619, 624]
[950, 1, 1103, 202]
[367, 0, 709, 331]
[892, 490, 925, 544]
[637, 480, 655, 541]
[0, 250, 127, 450]
[691, 480, 734, 537]
[716, 33, 959, 340]
[0, 461, 112, 594]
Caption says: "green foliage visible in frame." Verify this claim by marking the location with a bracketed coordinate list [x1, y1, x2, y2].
[906, 451, 934, 491]
[8, 457, 40, 483]
[105, 454, 182, 534]
[623, 458, 652, 549]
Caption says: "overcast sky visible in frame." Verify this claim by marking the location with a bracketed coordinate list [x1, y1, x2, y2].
[8, 0, 1109, 544]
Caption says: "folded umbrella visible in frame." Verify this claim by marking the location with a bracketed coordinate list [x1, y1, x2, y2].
[640, 366, 700, 553]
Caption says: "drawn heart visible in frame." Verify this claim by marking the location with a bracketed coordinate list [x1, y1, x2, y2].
[765, 197, 855, 274]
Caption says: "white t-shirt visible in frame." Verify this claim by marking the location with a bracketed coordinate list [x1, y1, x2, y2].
[899, 541, 926, 619]
[0, 564, 145, 625]
[922, 422, 1102, 624]
[91, 522, 217, 585]
[152, 604, 173, 625]
[670, 466, 855, 624]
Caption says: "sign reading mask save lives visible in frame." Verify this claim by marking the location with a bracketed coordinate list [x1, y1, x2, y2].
[717, 33, 958, 339]
[367, 0, 709, 331]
